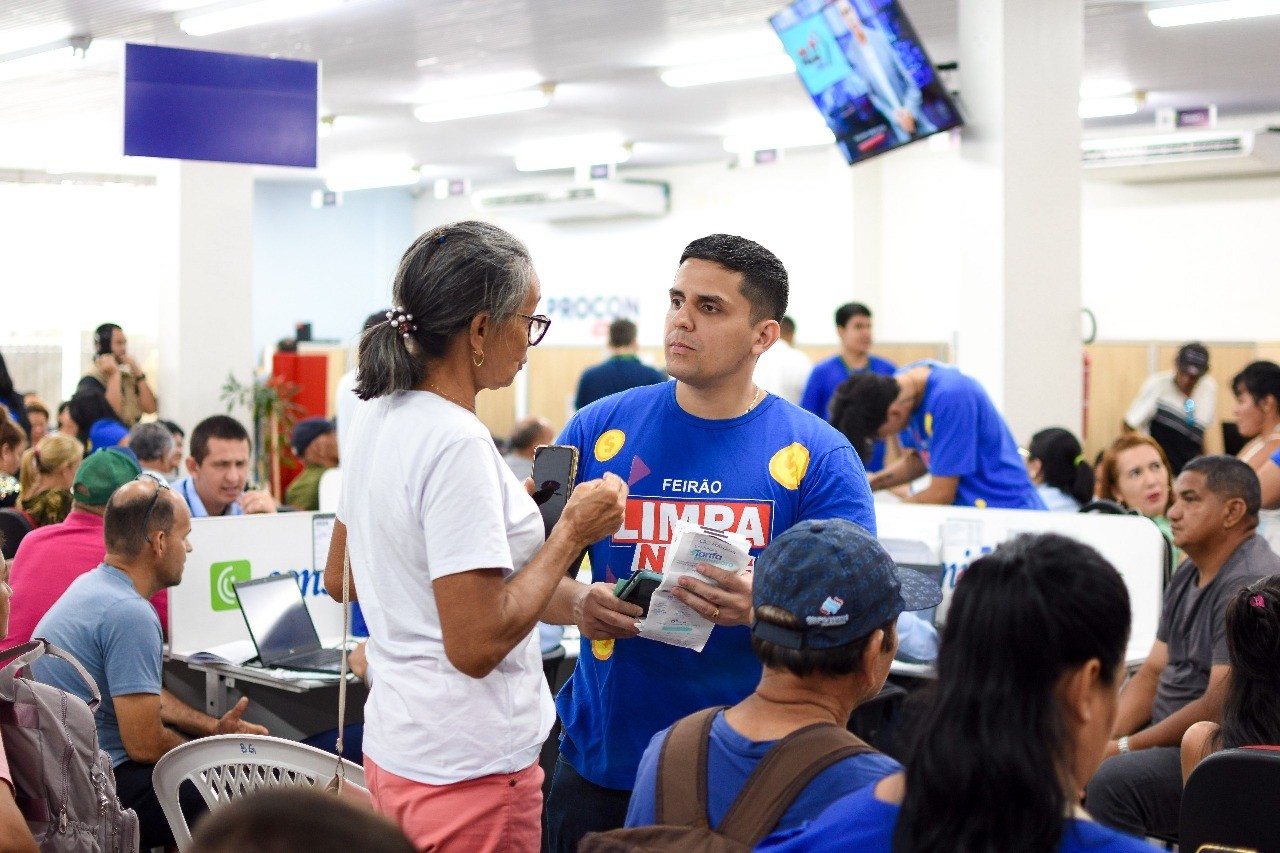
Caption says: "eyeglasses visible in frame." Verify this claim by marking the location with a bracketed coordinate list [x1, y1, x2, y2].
[515, 312, 552, 346]
[137, 474, 170, 543]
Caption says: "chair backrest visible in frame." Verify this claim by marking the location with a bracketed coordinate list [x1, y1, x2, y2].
[151, 734, 365, 851]
[0, 508, 35, 559]
[1180, 746, 1280, 853]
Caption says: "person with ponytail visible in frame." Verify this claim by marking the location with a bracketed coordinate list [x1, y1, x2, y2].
[1026, 427, 1094, 512]
[760, 533, 1159, 853]
[0, 416, 25, 509]
[1181, 574, 1280, 782]
[320, 221, 627, 852]
[17, 433, 83, 527]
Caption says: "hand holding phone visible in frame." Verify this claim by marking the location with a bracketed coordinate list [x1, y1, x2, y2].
[532, 445, 579, 539]
[615, 570, 662, 618]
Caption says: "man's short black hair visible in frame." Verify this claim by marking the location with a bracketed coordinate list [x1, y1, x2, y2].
[190, 415, 251, 464]
[158, 419, 184, 439]
[104, 481, 177, 559]
[608, 318, 637, 349]
[1182, 454, 1261, 520]
[835, 303, 872, 328]
[679, 234, 788, 324]
[508, 417, 550, 453]
[830, 373, 901, 463]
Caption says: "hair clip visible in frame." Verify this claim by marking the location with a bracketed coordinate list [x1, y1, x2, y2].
[1251, 594, 1266, 609]
[437, 235, 446, 244]
[386, 306, 416, 338]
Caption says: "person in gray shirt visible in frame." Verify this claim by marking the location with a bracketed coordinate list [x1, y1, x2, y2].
[1086, 455, 1280, 840]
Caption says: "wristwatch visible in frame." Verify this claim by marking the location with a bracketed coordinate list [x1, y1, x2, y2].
[1117, 735, 1131, 754]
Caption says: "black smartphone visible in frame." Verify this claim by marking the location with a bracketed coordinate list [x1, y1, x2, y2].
[532, 445, 579, 539]
[615, 570, 662, 617]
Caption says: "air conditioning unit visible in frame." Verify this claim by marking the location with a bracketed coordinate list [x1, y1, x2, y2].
[1081, 129, 1280, 182]
[471, 179, 669, 222]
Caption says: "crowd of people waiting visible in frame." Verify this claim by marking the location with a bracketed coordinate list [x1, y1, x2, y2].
[1, 220, 1280, 853]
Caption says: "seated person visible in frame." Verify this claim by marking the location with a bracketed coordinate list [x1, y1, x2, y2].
[1086, 455, 1280, 840]
[285, 417, 338, 511]
[17, 434, 82, 527]
[61, 385, 126, 452]
[502, 416, 554, 483]
[1230, 361, 1280, 551]
[0, 542, 41, 853]
[1181, 573, 1280, 782]
[760, 533, 1161, 853]
[624, 519, 941, 837]
[0, 416, 24, 509]
[125, 422, 175, 483]
[831, 361, 1045, 509]
[159, 419, 186, 481]
[1025, 427, 1093, 512]
[29, 479, 268, 850]
[23, 400, 48, 447]
[6, 448, 168, 645]
[190, 788, 414, 853]
[173, 415, 276, 516]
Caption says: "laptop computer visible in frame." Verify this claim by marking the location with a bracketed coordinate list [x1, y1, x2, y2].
[232, 571, 345, 674]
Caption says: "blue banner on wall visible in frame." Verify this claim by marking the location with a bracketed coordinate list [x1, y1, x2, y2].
[124, 43, 318, 168]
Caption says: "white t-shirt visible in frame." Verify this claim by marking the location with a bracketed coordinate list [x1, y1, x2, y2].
[338, 391, 554, 785]
[1125, 370, 1217, 434]
[753, 339, 812, 405]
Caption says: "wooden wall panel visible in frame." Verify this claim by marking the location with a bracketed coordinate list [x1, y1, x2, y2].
[477, 384, 517, 440]
[795, 342, 950, 368]
[1083, 344, 1151, 462]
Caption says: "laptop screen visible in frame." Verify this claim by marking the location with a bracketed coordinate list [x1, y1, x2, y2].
[233, 572, 323, 664]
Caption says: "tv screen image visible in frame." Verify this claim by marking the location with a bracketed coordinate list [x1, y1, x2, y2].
[770, 0, 962, 165]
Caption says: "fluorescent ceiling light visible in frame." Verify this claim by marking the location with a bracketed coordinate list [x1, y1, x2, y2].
[0, 37, 91, 81]
[414, 86, 552, 123]
[661, 53, 795, 88]
[1078, 94, 1144, 119]
[514, 137, 631, 172]
[178, 0, 343, 37]
[1148, 0, 1280, 26]
[417, 70, 543, 103]
[722, 125, 835, 154]
[324, 157, 419, 192]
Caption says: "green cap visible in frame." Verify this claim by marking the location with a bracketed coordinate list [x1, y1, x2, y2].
[72, 449, 142, 506]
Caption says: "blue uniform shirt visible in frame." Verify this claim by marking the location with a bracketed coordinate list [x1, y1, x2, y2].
[575, 356, 666, 410]
[800, 354, 897, 470]
[898, 362, 1045, 510]
[556, 382, 876, 789]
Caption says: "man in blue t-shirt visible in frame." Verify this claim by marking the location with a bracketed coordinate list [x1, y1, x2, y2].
[799, 303, 896, 470]
[574, 317, 667, 410]
[541, 234, 877, 852]
[31, 479, 267, 850]
[625, 519, 940, 837]
[831, 361, 1045, 509]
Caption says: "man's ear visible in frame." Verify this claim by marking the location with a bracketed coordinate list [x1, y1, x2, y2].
[1222, 496, 1248, 529]
[753, 319, 781, 356]
[185, 455, 199, 477]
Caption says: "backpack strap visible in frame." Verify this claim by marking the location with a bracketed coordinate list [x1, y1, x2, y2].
[653, 706, 726, 828]
[716, 723, 875, 846]
[0, 639, 101, 711]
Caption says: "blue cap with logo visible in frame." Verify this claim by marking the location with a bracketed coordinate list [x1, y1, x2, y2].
[751, 518, 943, 650]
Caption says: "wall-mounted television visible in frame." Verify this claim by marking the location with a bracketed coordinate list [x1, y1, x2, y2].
[770, 0, 962, 165]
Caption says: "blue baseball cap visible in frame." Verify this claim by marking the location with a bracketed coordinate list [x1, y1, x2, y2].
[291, 417, 335, 458]
[752, 519, 943, 650]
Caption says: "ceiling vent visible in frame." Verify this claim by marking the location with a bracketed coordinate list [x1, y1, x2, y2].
[1082, 129, 1280, 182]
[471, 179, 669, 222]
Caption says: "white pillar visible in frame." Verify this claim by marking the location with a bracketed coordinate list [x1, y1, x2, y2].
[955, 0, 1083, 443]
[851, 157, 885, 313]
[156, 161, 256, 435]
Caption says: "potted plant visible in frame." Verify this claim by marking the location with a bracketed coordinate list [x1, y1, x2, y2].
[220, 372, 306, 500]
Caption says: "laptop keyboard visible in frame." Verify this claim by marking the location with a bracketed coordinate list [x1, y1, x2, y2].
[282, 647, 344, 668]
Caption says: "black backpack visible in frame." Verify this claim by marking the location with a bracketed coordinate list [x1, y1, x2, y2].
[580, 706, 874, 852]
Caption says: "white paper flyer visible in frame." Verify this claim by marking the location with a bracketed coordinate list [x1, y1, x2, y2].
[638, 521, 751, 652]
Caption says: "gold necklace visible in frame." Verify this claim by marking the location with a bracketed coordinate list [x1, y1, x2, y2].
[744, 384, 763, 416]
[426, 383, 476, 414]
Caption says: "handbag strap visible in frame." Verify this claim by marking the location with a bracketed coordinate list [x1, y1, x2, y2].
[0, 639, 101, 711]
[331, 539, 352, 782]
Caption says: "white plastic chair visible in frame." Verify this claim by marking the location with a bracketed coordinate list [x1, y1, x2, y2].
[151, 734, 365, 850]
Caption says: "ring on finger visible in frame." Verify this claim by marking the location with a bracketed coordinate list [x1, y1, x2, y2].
[711, 608, 720, 620]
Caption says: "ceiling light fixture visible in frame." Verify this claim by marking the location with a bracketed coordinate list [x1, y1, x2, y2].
[1148, 0, 1280, 26]
[1078, 92, 1146, 119]
[323, 156, 420, 192]
[660, 53, 796, 88]
[513, 137, 631, 172]
[0, 36, 91, 80]
[414, 85, 553, 123]
[178, 0, 344, 37]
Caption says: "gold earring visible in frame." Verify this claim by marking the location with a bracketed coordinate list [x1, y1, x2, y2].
[472, 350, 484, 368]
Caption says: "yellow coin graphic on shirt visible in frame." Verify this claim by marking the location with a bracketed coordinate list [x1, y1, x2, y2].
[768, 443, 810, 490]
[592, 639, 615, 661]
[594, 429, 626, 462]
[924, 413, 934, 437]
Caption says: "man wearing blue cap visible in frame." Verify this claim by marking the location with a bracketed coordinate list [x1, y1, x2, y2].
[285, 417, 338, 511]
[619, 519, 942, 840]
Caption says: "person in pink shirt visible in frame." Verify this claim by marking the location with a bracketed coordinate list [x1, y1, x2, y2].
[5, 449, 166, 646]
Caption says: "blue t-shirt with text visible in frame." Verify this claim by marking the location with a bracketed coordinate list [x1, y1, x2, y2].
[758, 783, 1162, 853]
[29, 564, 164, 767]
[800, 354, 897, 471]
[898, 362, 1045, 510]
[556, 382, 876, 789]
[626, 711, 900, 835]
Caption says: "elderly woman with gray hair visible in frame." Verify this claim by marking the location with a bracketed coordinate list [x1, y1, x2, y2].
[324, 221, 626, 852]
